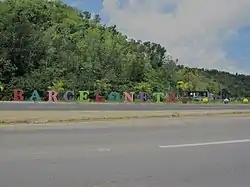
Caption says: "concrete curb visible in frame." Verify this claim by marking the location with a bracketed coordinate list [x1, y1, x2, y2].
[1, 110, 250, 125]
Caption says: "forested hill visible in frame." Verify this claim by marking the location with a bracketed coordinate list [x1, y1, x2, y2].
[1, 0, 250, 100]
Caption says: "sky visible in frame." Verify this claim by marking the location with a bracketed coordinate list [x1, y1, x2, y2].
[63, 0, 250, 74]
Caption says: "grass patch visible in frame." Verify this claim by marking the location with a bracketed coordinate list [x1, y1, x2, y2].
[1, 110, 250, 125]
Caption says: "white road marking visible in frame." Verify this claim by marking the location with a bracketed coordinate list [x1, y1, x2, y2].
[97, 148, 111, 152]
[158, 139, 250, 148]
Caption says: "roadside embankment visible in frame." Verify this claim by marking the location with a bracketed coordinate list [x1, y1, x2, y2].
[1, 110, 250, 124]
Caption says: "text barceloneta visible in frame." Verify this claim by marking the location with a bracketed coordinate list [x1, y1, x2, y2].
[12, 89, 181, 103]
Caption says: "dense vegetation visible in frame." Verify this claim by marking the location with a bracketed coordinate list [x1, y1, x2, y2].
[1, 0, 250, 101]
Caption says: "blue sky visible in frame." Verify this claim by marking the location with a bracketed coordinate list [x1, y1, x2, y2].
[63, 0, 103, 15]
[63, 0, 250, 74]
[224, 26, 250, 71]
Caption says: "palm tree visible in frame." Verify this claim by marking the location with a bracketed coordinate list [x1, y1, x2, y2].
[48, 80, 64, 92]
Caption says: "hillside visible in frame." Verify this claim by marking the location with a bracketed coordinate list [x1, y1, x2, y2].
[1, 0, 250, 100]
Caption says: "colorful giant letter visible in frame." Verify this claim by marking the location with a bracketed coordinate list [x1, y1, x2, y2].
[63, 91, 74, 101]
[108, 92, 121, 102]
[30, 90, 41, 101]
[78, 91, 89, 101]
[139, 92, 149, 102]
[95, 92, 104, 102]
[153, 92, 164, 103]
[13, 89, 24, 101]
[123, 92, 134, 102]
[47, 90, 58, 102]
[166, 92, 177, 103]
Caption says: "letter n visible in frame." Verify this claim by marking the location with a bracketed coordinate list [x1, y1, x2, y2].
[123, 92, 134, 102]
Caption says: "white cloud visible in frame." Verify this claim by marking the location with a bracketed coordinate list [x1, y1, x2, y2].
[101, 0, 250, 74]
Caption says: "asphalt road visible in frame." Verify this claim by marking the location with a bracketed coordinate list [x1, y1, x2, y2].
[1, 102, 250, 110]
[1, 116, 250, 187]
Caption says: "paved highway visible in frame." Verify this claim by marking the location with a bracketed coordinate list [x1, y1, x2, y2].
[1, 102, 250, 110]
[1, 116, 250, 187]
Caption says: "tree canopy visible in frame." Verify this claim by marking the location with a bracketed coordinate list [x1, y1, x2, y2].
[1, 0, 250, 100]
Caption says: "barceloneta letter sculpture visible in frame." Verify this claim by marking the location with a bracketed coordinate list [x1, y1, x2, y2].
[12, 89, 180, 103]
